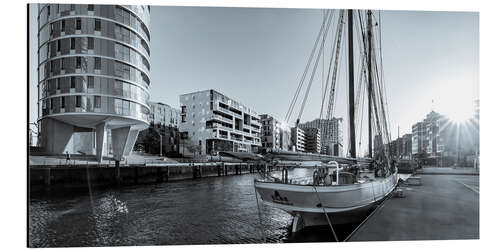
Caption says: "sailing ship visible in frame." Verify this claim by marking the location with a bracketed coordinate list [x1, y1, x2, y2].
[254, 9, 398, 237]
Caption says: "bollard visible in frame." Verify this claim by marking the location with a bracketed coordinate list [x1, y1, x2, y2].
[45, 168, 51, 186]
[166, 165, 169, 182]
[157, 167, 163, 183]
[115, 160, 121, 186]
[192, 164, 197, 179]
[134, 166, 139, 184]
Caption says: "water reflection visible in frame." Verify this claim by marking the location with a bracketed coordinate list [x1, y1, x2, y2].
[29, 172, 357, 247]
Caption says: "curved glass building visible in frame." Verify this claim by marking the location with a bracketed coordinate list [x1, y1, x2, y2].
[37, 4, 151, 161]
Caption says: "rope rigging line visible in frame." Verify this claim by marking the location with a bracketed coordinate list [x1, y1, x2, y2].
[297, 11, 335, 125]
[330, 12, 346, 124]
[253, 181, 266, 242]
[377, 10, 392, 141]
[285, 10, 332, 122]
[320, 10, 345, 121]
[355, 54, 367, 151]
[322, 10, 346, 123]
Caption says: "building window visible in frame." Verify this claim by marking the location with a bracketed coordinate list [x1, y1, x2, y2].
[71, 77, 75, 88]
[88, 4, 94, 11]
[88, 37, 94, 50]
[76, 18, 81, 30]
[60, 58, 65, 71]
[94, 57, 101, 70]
[76, 57, 81, 68]
[47, 6, 50, 16]
[94, 96, 101, 108]
[70, 38, 75, 50]
[95, 19, 101, 31]
[61, 20, 65, 32]
[56, 78, 60, 90]
[76, 96, 81, 108]
[61, 96, 65, 109]
[50, 98, 53, 109]
[88, 76, 94, 88]
[70, 4, 75, 11]
[50, 23, 54, 36]
[57, 40, 61, 52]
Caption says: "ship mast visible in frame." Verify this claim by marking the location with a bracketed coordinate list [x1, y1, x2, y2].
[367, 10, 374, 158]
[348, 9, 356, 158]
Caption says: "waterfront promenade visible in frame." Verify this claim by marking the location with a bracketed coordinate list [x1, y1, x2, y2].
[348, 171, 479, 241]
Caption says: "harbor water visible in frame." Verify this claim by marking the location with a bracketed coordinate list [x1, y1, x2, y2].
[29, 170, 364, 247]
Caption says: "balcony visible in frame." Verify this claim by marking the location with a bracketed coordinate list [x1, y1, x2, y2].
[243, 138, 253, 143]
[214, 102, 234, 116]
[206, 123, 221, 129]
[231, 136, 243, 142]
[251, 119, 261, 127]
[210, 114, 233, 124]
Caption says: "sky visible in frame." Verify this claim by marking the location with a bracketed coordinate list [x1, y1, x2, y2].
[28, 5, 479, 155]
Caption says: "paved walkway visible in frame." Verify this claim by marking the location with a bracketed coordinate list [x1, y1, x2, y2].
[348, 174, 479, 241]
[28, 153, 179, 166]
[29, 153, 242, 166]
[417, 167, 479, 175]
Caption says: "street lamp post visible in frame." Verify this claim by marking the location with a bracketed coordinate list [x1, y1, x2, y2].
[152, 126, 163, 157]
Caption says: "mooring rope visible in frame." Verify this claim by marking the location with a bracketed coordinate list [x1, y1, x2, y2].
[312, 184, 339, 242]
[253, 180, 266, 243]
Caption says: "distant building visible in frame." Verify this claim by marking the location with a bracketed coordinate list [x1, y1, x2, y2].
[299, 118, 343, 156]
[472, 99, 479, 159]
[411, 110, 473, 166]
[401, 133, 412, 159]
[412, 112, 445, 160]
[29, 128, 34, 147]
[149, 102, 180, 128]
[259, 114, 291, 151]
[389, 133, 412, 160]
[424, 111, 446, 156]
[291, 127, 306, 152]
[412, 122, 426, 157]
[303, 128, 322, 153]
[134, 124, 180, 157]
[179, 89, 262, 155]
[134, 102, 181, 156]
[474, 99, 479, 121]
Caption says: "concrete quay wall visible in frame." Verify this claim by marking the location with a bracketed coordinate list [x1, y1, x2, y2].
[29, 162, 262, 190]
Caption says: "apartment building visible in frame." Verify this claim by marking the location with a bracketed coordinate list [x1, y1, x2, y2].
[179, 89, 261, 155]
[149, 101, 180, 128]
[260, 114, 291, 151]
[37, 4, 152, 161]
[303, 128, 322, 153]
[299, 118, 343, 156]
[291, 127, 305, 152]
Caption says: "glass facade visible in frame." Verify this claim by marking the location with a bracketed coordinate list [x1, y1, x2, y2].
[38, 4, 151, 123]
